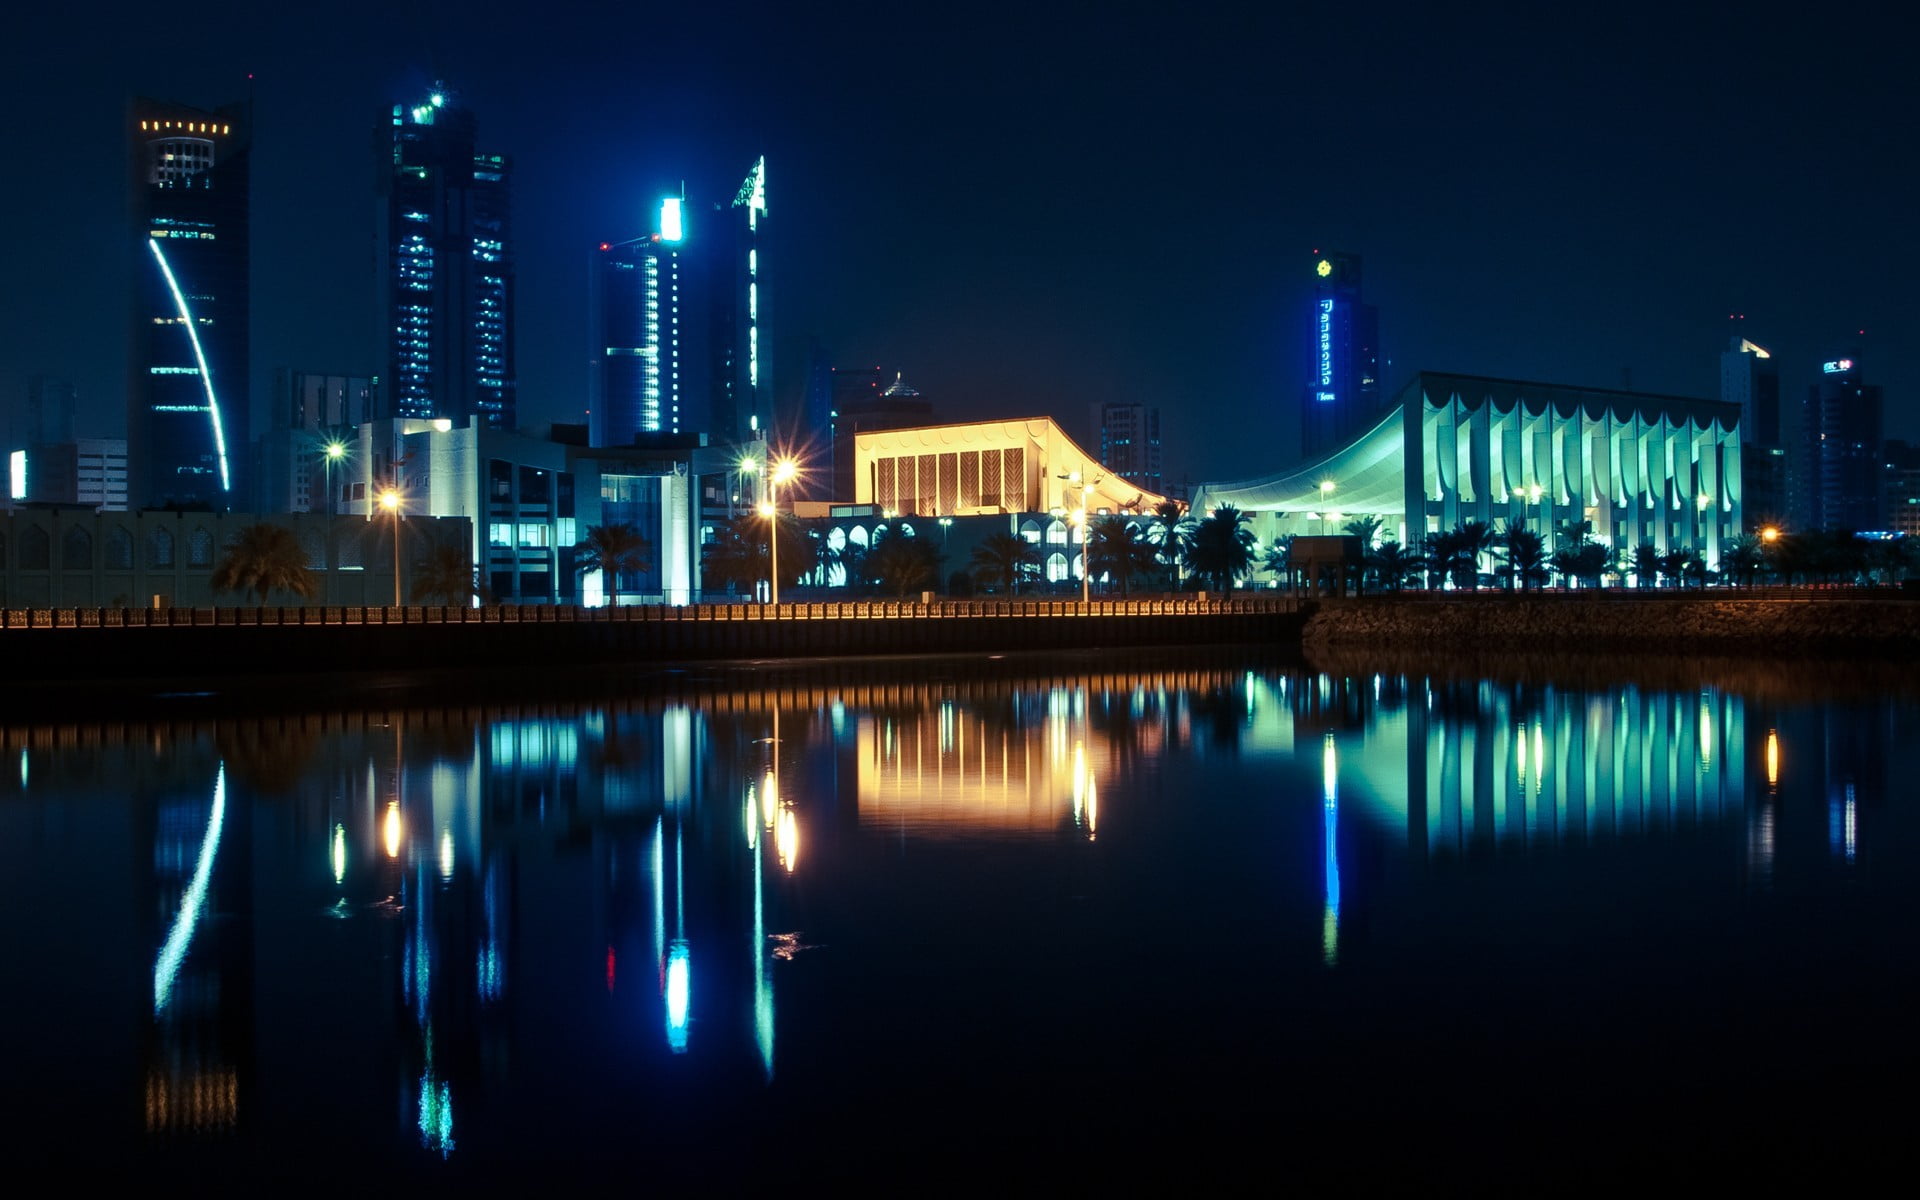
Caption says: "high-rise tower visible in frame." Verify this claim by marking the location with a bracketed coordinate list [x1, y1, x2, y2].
[1804, 353, 1883, 531]
[593, 197, 686, 445]
[704, 157, 766, 445]
[1095, 402, 1163, 494]
[380, 86, 515, 430]
[1300, 251, 1381, 460]
[1720, 334, 1786, 522]
[130, 98, 250, 509]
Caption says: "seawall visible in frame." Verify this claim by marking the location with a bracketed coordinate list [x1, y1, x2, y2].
[1301, 594, 1920, 657]
[2, 597, 1306, 691]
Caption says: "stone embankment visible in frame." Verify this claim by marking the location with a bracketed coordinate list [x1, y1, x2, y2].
[1301, 594, 1920, 657]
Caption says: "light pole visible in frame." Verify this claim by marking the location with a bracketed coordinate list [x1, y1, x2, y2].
[1319, 480, 1335, 536]
[761, 457, 799, 606]
[379, 487, 402, 606]
[321, 440, 346, 604]
[938, 516, 952, 549]
[1056, 470, 1100, 606]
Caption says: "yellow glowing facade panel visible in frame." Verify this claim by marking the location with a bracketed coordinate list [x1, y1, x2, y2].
[852, 417, 1168, 516]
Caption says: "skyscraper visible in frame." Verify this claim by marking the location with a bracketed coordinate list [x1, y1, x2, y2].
[1804, 353, 1883, 531]
[705, 157, 767, 445]
[1095, 402, 1163, 494]
[380, 86, 515, 431]
[592, 197, 686, 445]
[1720, 334, 1786, 521]
[130, 98, 250, 510]
[1301, 251, 1381, 460]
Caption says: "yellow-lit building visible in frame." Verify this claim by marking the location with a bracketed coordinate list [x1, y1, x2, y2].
[852, 417, 1169, 517]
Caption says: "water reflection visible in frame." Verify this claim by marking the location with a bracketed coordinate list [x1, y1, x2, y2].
[0, 654, 1911, 1173]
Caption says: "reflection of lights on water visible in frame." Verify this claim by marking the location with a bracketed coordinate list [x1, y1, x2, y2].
[1323, 733, 1339, 969]
[1532, 721, 1545, 794]
[744, 785, 759, 849]
[154, 765, 227, 1013]
[1515, 722, 1527, 784]
[776, 806, 799, 873]
[417, 1070, 454, 1157]
[1085, 774, 1098, 840]
[438, 829, 454, 881]
[1698, 697, 1714, 766]
[384, 801, 403, 859]
[17, 748, 25, 788]
[761, 770, 778, 829]
[331, 822, 347, 885]
[665, 941, 690, 1054]
[1766, 729, 1780, 787]
[1845, 786, 1857, 863]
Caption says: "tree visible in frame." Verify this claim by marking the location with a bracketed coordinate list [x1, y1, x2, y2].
[573, 522, 650, 594]
[1451, 520, 1497, 589]
[1368, 540, 1423, 592]
[968, 532, 1041, 595]
[1629, 542, 1664, 589]
[1182, 504, 1256, 593]
[865, 528, 943, 597]
[1086, 515, 1158, 597]
[1342, 514, 1384, 549]
[411, 543, 490, 606]
[1499, 526, 1549, 591]
[211, 523, 318, 605]
[1146, 500, 1190, 589]
[701, 520, 762, 594]
[1262, 534, 1296, 587]
[1720, 533, 1763, 587]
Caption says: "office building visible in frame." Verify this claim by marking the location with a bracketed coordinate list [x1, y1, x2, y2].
[1882, 441, 1920, 538]
[698, 157, 768, 446]
[1095, 402, 1163, 494]
[381, 86, 515, 430]
[1197, 371, 1741, 575]
[1720, 335, 1787, 522]
[26, 376, 77, 445]
[1301, 251, 1382, 460]
[592, 198, 686, 445]
[8, 439, 129, 511]
[130, 98, 251, 510]
[1804, 354, 1882, 531]
[253, 370, 377, 514]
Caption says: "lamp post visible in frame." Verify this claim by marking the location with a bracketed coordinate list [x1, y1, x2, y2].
[938, 516, 952, 549]
[323, 440, 347, 518]
[379, 487, 402, 606]
[1056, 470, 1100, 606]
[761, 457, 800, 606]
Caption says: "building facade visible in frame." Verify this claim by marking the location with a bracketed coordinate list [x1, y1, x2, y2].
[0, 510, 468, 608]
[255, 370, 378, 514]
[130, 98, 250, 510]
[1804, 355, 1883, 532]
[1720, 335, 1787, 521]
[8, 440, 129, 511]
[1197, 371, 1742, 576]
[1301, 251, 1382, 460]
[381, 86, 515, 430]
[1095, 402, 1163, 494]
[852, 417, 1167, 518]
[592, 198, 685, 445]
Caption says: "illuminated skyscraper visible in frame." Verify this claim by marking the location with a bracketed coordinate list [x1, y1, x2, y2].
[380, 86, 515, 430]
[592, 197, 686, 445]
[1804, 353, 1883, 531]
[704, 157, 767, 445]
[1300, 251, 1381, 460]
[130, 98, 250, 510]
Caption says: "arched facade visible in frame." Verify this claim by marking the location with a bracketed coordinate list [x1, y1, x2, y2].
[1192, 372, 1742, 569]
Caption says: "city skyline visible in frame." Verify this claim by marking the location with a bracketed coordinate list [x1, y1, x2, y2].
[1, 3, 1913, 487]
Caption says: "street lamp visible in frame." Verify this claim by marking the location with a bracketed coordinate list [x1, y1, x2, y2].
[937, 516, 953, 548]
[379, 487, 402, 606]
[1056, 470, 1101, 605]
[762, 456, 800, 605]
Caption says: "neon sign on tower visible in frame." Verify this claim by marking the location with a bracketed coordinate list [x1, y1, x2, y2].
[1316, 299, 1335, 404]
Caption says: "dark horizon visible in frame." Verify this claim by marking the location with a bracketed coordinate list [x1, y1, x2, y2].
[3, 1, 1914, 484]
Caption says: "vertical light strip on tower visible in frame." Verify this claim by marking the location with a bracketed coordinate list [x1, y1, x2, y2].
[147, 237, 233, 493]
[737, 157, 767, 431]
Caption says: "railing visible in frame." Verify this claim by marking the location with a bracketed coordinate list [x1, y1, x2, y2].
[1324, 585, 1916, 604]
[0, 595, 1303, 630]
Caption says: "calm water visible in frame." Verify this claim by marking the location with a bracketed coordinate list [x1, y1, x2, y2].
[4, 650, 1917, 1181]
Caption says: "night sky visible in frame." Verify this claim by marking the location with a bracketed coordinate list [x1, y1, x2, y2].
[4, 1, 1914, 484]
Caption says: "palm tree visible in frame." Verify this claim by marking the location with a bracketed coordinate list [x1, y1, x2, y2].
[1086, 515, 1157, 597]
[1342, 514, 1384, 549]
[411, 543, 490, 605]
[1368, 540, 1422, 592]
[701, 519, 762, 595]
[1629, 541, 1663, 589]
[1262, 534, 1296, 588]
[1146, 500, 1189, 589]
[1499, 526, 1549, 591]
[968, 532, 1041, 595]
[1720, 533, 1763, 588]
[573, 522, 650, 596]
[1182, 504, 1256, 593]
[211, 523, 318, 605]
[865, 529, 943, 597]
[1451, 520, 1497, 589]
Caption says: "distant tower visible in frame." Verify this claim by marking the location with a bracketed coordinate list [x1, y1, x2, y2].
[1300, 251, 1381, 460]
[130, 98, 251, 509]
[592, 197, 686, 445]
[698, 157, 767, 445]
[1804, 353, 1883, 530]
[1720, 332, 1786, 522]
[832, 370, 931, 502]
[1094, 402, 1163, 494]
[380, 86, 515, 429]
[27, 375, 77, 445]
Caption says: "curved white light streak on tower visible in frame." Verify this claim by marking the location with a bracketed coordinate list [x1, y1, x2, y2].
[147, 237, 233, 494]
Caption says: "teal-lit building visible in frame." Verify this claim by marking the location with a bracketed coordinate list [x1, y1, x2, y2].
[1196, 371, 1743, 572]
